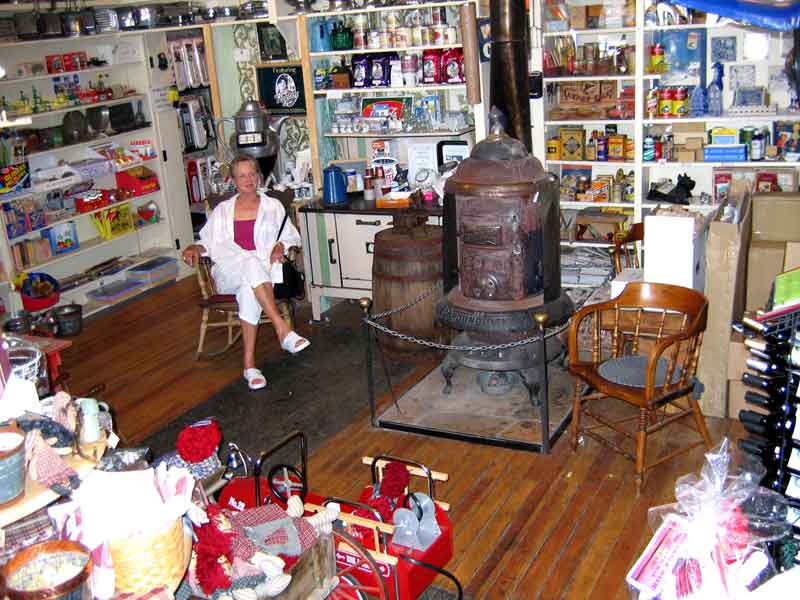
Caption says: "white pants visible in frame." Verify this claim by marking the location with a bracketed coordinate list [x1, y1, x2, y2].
[213, 254, 275, 326]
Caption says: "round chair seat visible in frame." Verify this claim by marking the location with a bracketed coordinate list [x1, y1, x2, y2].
[597, 355, 682, 388]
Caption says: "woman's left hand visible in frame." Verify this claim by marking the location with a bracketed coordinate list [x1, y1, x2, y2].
[271, 242, 285, 263]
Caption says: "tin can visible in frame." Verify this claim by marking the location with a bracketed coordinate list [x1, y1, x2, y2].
[431, 7, 443, 25]
[367, 30, 381, 49]
[740, 126, 756, 154]
[420, 26, 431, 46]
[394, 27, 409, 48]
[379, 29, 390, 47]
[353, 28, 366, 49]
[625, 137, 635, 161]
[643, 136, 655, 161]
[444, 25, 458, 44]
[405, 8, 422, 26]
[672, 86, 688, 118]
[432, 25, 446, 45]
[411, 25, 423, 47]
[384, 10, 400, 29]
[352, 14, 367, 29]
[546, 137, 560, 160]
[649, 43, 664, 73]
[596, 136, 608, 161]
[751, 131, 765, 161]
[657, 87, 674, 118]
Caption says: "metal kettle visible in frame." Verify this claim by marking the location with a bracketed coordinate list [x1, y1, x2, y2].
[218, 97, 288, 160]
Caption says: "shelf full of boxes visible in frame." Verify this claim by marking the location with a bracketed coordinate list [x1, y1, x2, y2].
[532, 0, 644, 250]
[0, 28, 194, 317]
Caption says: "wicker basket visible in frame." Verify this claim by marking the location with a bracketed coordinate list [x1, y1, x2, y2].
[109, 517, 192, 594]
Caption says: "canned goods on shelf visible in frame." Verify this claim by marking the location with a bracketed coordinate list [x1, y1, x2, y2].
[643, 136, 655, 161]
[411, 25, 423, 46]
[444, 25, 458, 44]
[394, 27, 410, 48]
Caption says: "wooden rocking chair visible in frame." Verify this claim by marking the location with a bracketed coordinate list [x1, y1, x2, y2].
[195, 255, 297, 359]
[567, 282, 713, 493]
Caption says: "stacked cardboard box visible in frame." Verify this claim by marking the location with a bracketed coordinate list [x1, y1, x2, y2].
[746, 193, 800, 311]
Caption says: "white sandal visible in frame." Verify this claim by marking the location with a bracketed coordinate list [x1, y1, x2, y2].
[244, 368, 267, 390]
[280, 331, 310, 354]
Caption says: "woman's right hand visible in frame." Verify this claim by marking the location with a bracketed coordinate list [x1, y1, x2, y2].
[182, 245, 202, 267]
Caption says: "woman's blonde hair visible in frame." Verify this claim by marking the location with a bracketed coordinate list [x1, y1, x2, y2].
[230, 154, 261, 177]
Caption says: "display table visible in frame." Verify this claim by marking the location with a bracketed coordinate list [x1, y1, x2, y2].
[0, 452, 97, 528]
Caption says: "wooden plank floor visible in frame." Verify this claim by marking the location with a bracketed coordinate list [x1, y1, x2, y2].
[62, 277, 736, 599]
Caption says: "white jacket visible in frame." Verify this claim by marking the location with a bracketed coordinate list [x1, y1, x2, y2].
[198, 192, 301, 269]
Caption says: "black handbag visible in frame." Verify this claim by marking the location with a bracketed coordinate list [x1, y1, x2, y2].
[273, 213, 304, 300]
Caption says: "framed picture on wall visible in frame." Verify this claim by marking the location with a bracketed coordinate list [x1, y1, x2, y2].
[256, 23, 288, 62]
[256, 63, 306, 115]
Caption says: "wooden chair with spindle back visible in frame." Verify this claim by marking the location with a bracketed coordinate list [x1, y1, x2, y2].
[612, 222, 644, 274]
[567, 282, 713, 493]
[194, 188, 300, 359]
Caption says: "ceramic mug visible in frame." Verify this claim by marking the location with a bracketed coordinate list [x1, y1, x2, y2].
[77, 398, 111, 443]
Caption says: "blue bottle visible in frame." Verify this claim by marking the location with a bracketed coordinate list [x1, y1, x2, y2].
[689, 84, 707, 118]
[707, 62, 724, 117]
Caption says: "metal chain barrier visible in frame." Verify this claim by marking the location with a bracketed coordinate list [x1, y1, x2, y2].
[364, 283, 570, 352]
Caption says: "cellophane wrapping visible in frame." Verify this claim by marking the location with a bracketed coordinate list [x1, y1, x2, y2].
[626, 438, 791, 599]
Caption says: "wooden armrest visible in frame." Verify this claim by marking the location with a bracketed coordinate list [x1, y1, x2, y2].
[568, 301, 617, 364]
[644, 330, 700, 402]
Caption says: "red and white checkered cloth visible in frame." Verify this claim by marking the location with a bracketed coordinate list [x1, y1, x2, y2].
[227, 505, 317, 561]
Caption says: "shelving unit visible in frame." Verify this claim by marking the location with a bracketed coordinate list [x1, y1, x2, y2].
[314, 83, 466, 96]
[0, 23, 195, 314]
[309, 43, 462, 58]
[324, 127, 474, 138]
[531, 0, 800, 253]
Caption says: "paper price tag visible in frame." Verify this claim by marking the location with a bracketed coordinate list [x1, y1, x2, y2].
[786, 475, 800, 499]
[787, 505, 800, 526]
[789, 448, 800, 472]
[107, 431, 120, 449]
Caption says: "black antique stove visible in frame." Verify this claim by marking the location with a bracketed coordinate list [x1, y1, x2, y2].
[436, 110, 573, 405]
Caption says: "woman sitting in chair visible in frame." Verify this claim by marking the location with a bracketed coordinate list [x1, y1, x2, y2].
[182, 155, 309, 391]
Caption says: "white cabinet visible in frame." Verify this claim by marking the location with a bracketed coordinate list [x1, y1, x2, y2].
[299, 205, 440, 320]
[0, 30, 193, 316]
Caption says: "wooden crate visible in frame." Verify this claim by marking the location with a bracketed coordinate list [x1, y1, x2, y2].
[274, 532, 338, 600]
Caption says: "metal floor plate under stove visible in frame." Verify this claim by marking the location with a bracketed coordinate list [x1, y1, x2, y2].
[375, 362, 574, 452]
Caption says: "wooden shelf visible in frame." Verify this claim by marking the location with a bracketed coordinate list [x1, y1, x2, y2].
[544, 119, 634, 126]
[0, 65, 126, 87]
[561, 201, 635, 209]
[543, 27, 635, 37]
[643, 161, 797, 168]
[325, 127, 473, 138]
[310, 43, 461, 58]
[546, 160, 635, 167]
[643, 113, 797, 125]
[543, 75, 635, 83]
[6, 94, 145, 123]
[7, 191, 161, 243]
[26, 221, 159, 270]
[309, 0, 471, 18]
[314, 83, 466, 96]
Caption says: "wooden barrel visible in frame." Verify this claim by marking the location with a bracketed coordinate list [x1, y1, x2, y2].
[372, 220, 447, 360]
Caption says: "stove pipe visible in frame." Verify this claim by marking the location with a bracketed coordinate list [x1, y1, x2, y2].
[490, 0, 531, 152]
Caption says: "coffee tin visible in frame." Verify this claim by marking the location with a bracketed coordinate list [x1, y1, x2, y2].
[367, 30, 381, 49]
[411, 25, 423, 47]
[444, 25, 458, 44]
[432, 24, 445, 45]
[420, 26, 431, 46]
[394, 26, 410, 48]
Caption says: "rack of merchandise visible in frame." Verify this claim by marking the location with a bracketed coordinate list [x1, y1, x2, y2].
[0, 27, 194, 316]
[530, 1, 800, 252]
[296, 0, 487, 192]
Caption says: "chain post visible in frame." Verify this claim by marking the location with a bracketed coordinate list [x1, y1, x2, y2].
[359, 297, 377, 427]
[534, 311, 550, 454]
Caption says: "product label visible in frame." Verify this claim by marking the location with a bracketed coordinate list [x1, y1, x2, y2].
[789, 447, 800, 472]
[786, 475, 800, 499]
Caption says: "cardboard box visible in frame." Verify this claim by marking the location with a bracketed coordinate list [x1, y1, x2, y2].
[728, 380, 767, 417]
[746, 240, 786, 311]
[685, 137, 705, 150]
[751, 192, 800, 242]
[785, 241, 800, 270]
[697, 181, 751, 417]
[727, 331, 748, 382]
[676, 148, 696, 162]
[569, 5, 587, 29]
[644, 214, 707, 291]
[559, 128, 586, 161]
[672, 122, 706, 145]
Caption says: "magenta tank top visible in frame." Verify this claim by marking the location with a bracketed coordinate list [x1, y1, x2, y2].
[233, 219, 257, 250]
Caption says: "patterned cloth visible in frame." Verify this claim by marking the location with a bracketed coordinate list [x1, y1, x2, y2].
[0, 508, 57, 565]
[228, 505, 317, 561]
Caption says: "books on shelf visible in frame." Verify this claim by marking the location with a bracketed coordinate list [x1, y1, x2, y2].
[11, 238, 52, 271]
